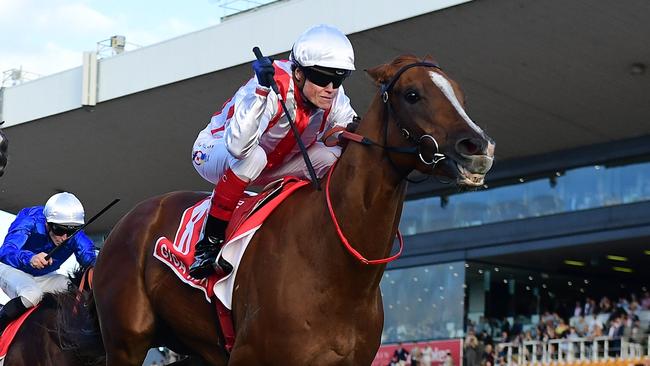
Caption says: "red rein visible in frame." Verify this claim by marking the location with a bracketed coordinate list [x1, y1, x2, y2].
[325, 160, 404, 265]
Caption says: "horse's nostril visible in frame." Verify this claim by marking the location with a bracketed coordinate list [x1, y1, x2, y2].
[456, 138, 481, 156]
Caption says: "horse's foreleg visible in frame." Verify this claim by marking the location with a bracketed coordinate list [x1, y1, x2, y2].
[103, 337, 152, 366]
[100, 304, 155, 366]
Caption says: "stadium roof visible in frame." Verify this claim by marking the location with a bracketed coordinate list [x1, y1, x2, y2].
[1, 0, 649, 236]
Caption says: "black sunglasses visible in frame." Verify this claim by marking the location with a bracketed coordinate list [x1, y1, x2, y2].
[301, 67, 350, 89]
[49, 223, 79, 236]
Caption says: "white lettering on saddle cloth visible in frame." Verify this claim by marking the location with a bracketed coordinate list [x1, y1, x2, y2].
[152, 196, 262, 305]
[153, 198, 214, 302]
[153, 179, 309, 308]
[175, 199, 210, 255]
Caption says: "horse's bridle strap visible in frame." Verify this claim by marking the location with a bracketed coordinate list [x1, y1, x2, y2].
[325, 160, 404, 265]
[325, 127, 419, 155]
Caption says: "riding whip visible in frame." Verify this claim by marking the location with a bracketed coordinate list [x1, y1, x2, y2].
[45, 198, 120, 260]
[252, 47, 321, 190]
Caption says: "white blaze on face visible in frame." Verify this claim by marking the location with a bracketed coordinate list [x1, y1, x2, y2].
[428, 71, 484, 136]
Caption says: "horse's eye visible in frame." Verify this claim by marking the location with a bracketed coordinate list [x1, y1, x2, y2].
[404, 90, 420, 104]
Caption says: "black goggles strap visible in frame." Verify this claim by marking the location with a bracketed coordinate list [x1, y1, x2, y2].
[49, 223, 79, 235]
[302, 67, 348, 88]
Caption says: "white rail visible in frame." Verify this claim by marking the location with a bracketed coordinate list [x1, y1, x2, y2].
[498, 336, 648, 366]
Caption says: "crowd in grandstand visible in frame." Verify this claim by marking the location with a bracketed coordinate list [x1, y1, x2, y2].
[463, 292, 650, 366]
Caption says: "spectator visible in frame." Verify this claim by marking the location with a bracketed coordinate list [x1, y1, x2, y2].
[590, 323, 604, 339]
[500, 330, 509, 343]
[511, 317, 524, 338]
[443, 351, 454, 366]
[555, 318, 569, 337]
[523, 330, 534, 342]
[482, 343, 495, 366]
[464, 335, 481, 366]
[393, 342, 409, 365]
[615, 296, 629, 312]
[629, 319, 645, 344]
[567, 326, 580, 341]
[599, 296, 612, 313]
[628, 301, 641, 319]
[587, 313, 603, 335]
[574, 316, 588, 336]
[641, 292, 650, 310]
[542, 311, 555, 324]
[421, 344, 434, 366]
[476, 316, 492, 336]
[583, 297, 595, 315]
[607, 316, 624, 338]
[478, 330, 493, 346]
[500, 317, 511, 336]
[573, 301, 583, 317]
[388, 354, 400, 366]
[496, 343, 508, 364]
[411, 344, 421, 366]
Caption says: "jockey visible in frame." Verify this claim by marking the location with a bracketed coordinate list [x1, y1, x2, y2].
[189, 24, 357, 278]
[0, 192, 96, 332]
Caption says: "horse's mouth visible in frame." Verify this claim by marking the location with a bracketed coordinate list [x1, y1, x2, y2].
[454, 154, 494, 187]
[455, 163, 487, 187]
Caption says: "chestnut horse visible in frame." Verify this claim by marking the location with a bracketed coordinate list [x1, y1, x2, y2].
[3, 267, 105, 365]
[93, 55, 495, 365]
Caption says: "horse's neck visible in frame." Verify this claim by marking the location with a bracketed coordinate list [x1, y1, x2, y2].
[327, 96, 408, 278]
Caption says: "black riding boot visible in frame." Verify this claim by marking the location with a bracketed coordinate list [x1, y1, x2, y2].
[189, 215, 230, 279]
[0, 296, 29, 334]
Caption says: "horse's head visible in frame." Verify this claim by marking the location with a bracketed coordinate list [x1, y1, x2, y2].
[0, 123, 7, 177]
[366, 55, 495, 187]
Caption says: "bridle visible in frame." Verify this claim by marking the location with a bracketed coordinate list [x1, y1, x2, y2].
[324, 62, 449, 182]
[379, 61, 447, 168]
[324, 61, 451, 265]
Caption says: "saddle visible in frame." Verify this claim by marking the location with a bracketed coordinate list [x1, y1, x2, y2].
[153, 176, 309, 351]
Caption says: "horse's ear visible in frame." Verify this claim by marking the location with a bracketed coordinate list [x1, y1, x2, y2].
[424, 54, 440, 66]
[365, 64, 389, 86]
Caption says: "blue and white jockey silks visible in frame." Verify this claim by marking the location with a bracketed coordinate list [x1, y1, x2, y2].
[0, 206, 96, 275]
[192, 60, 357, 185]
[0, 206, 96, 306]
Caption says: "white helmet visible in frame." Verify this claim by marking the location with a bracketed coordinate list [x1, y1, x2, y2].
[43, 192, 85, 226]
[290, 24, 355, 71]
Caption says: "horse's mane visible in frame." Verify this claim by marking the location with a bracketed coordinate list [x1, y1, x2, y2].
[49, 266, 105, 365]
[391, 54, 422, 67]
[368, 54, 439, 85]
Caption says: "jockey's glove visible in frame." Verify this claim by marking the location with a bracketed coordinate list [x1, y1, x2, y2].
[253, 57, 275, 88]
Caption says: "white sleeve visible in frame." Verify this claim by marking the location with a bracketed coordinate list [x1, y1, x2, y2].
[225, 78, 279, 159]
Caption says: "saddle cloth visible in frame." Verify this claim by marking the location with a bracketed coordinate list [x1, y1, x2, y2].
[0, 305, 40, 365]
[153, 177, 308, 309]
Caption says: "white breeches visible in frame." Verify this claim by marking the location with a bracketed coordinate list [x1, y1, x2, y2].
[0, 262, 69, 307]
[192, 138, 341, 186]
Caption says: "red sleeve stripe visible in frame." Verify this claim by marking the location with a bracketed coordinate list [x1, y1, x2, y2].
[264, 104, 284, 133]
[272, 63, 291, 100]
[255, 87, 270, 97]
[226, 105, 235, 120]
